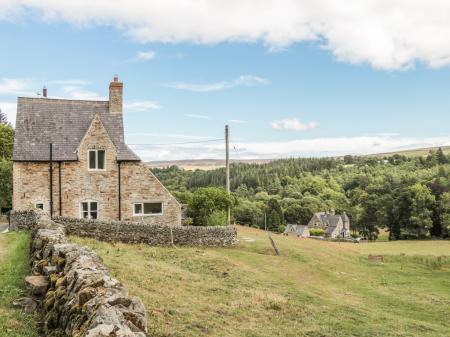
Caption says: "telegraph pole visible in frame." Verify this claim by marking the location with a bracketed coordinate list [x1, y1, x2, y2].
[225, 125, 230, 225]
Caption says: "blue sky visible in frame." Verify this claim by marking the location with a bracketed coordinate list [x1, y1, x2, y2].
[1, 2, 450, 161]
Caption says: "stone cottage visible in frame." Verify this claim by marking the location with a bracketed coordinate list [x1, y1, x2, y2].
[12, 76, 181, 225]
[283, 224, 310, 237]
[307, 211, 350, 238]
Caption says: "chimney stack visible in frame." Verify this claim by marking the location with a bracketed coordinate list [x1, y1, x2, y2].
[109, 75, 123, 114]
[43, 86, 47, 98]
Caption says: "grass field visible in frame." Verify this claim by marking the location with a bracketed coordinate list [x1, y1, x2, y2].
[72, 226, 450, 337]
[0, 232, 38, 337]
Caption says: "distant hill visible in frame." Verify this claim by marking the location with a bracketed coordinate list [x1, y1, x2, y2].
[146, 158, 272, 171]
[367, 146, 450, 158]
[146, 146, 450, 171]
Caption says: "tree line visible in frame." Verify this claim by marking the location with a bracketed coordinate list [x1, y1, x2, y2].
[153, 150, 450, 239]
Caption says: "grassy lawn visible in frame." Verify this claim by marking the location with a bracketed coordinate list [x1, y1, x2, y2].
[0, 232, 38, 337]
[72, 226, 450, 337]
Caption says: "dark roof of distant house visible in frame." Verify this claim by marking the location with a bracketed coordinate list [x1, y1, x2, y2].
[13, 97, 140, 162]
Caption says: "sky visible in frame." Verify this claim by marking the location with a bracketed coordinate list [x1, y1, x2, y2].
[1, 1, 450, 161]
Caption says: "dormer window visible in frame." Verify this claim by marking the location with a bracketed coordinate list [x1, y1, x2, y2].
[88, 149, 105, 170]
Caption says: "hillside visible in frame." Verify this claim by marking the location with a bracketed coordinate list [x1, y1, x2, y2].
[72, 226, 450, 337]
[368, 146, 450, 158]
[146, 159, 272, 171]
[146, 146, 450, 171]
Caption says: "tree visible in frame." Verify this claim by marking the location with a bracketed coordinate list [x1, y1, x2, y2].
[0, 159, 12, 210]
[186, 187, 235, 226]
[265, 198, 284, 231]
[358, 194, 380, 240]
[284, 203, 311, 225]
[436, 147, 448, 164]
[407, 184, 435, 238]
[0, 108, 7, 124]
[0, 120, 14, 210]
[439, 192, 450, 238]
[0, 123, 14, 160]
[233, 199, 264, 227]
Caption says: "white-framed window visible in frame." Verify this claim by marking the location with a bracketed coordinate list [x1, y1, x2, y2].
[80, 201, 99, 219]
[133, 202, 163, 216]
[35, 202, 44, 210]
[88, 149, 106, 170]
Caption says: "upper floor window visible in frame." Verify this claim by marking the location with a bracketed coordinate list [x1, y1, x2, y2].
[133, 202, 163, 216]
[81, 201, 98, 219]
[88, 149, 105, 170]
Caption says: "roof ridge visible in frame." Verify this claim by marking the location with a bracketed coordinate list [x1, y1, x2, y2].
[17, 97, 108, 103]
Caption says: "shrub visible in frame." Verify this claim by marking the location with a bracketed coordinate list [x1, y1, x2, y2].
[186, 187, 235, 226]
[183, 217, 193, 226]
[277, 224, 286, 233]
[310, 228, 325, 236]
[207, 210, 227, 226]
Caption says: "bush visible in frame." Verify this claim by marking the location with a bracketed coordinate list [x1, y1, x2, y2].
[277, 224, 286, 233]
[310, 228, 325, 236]
[186, 187, 235, 226]
[207, 210, 227, 226]
[183, 217, 193, 226]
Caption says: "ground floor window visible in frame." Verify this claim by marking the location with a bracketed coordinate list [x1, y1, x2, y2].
[133, 202, 163, 216]
[81, 201, 98, 219]
[35, 202, 44, 210]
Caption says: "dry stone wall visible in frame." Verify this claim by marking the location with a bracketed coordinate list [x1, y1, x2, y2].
[57, 216, 238, 247]
[9, 210, 40, 230]
[15, 211, 148, 337]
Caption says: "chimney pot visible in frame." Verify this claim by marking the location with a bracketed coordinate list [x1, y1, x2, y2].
[43, 86, 47, 98]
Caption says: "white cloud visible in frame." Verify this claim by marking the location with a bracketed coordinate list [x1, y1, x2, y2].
[59, 85, 105, 100]
[134, 50, 155, 61]
[271, 118, 318, 131]
[229, 119, 247, 124]
[184, 114, 209, 119]
[130, 134, 450, 161]
[0, 102, 17, 125]
[162, 75, 269, 92]
[1, 1, 450, 69]
[124, 100, 160, 111]
[0, 78, 36, 96]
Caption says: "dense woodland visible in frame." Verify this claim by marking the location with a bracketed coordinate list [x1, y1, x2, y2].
[153, 150, 450, 240]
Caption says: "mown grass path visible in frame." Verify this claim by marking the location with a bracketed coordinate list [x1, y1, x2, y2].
[0, 232, 38, 337]
[72, 226, 450, 337]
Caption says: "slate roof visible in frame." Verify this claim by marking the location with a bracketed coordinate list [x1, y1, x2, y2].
[285, 224, 309, 236]
[13, 97, 140, 162]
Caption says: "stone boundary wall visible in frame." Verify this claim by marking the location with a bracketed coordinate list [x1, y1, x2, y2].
[55, 216, 238, 247]
[9, 210, 40, 231]
[18, 211, 148, 336]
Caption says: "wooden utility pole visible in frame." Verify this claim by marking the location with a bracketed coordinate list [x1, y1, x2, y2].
[225, 125, 231, 225]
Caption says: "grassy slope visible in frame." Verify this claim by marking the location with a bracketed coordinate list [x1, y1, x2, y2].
[0, 232, 38, 337]
[72, 227, 450, 337]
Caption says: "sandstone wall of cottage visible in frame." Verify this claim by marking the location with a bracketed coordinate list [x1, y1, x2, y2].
[13, 114, 181, 225]
[120, 162, 181, 225]
[22, 212, 148, 336]
[58, 216, 238, 247]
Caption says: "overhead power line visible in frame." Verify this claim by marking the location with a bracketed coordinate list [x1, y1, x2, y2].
[128, 138, 224, 147]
